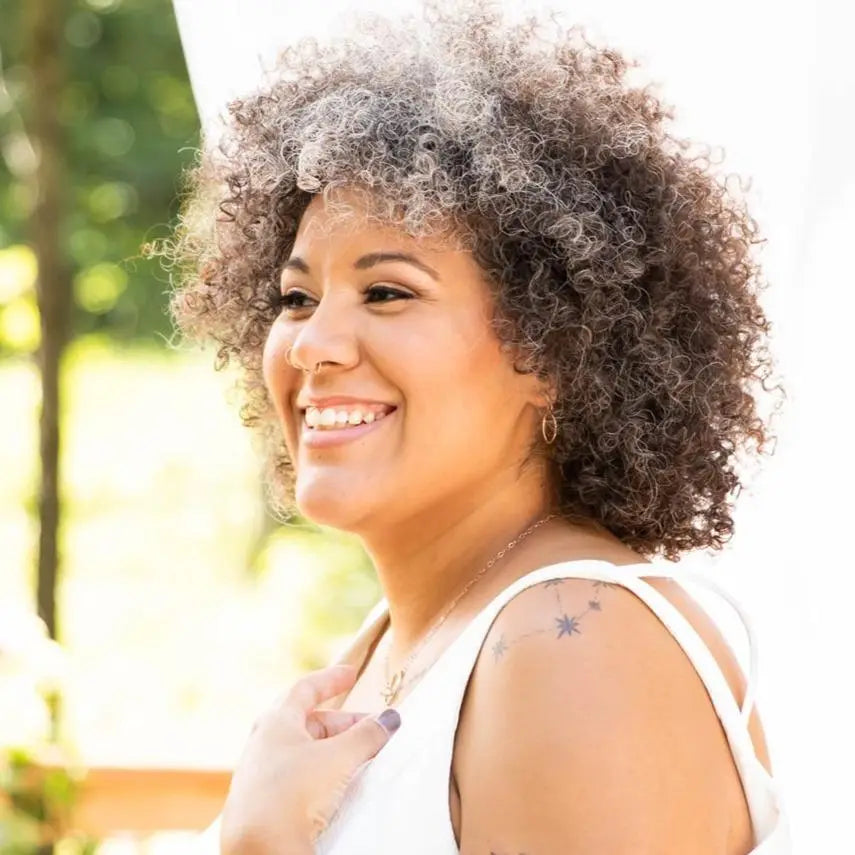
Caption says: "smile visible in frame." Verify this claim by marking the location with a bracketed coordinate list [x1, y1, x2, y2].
[300, 406, 397, 448]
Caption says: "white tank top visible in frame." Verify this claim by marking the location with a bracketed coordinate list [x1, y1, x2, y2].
[197, 559, 793, 854]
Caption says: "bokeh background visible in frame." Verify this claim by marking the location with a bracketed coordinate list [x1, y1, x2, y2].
[2, 0, 853, 851]
[0, 0, 379, 850]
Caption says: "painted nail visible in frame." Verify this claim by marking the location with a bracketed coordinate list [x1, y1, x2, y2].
[375, 707, 401, 734]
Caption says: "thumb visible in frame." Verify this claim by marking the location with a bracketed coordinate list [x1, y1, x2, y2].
[328, 707, 401, 770]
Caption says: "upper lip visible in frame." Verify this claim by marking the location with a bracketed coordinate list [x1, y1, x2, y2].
[296, 395, 397, 411]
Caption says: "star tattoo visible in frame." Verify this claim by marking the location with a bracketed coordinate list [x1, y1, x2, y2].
[556, 613, 581, 638]
[492, 633, 509, 661]
[486, 579, 612, 666]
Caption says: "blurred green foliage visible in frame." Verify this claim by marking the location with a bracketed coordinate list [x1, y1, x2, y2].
[0, 343, 380, 769]
[1, 743, 99, 853]
[0, 0, 382, 797]
[0, 0, 199, 352]
[0, 600, 99, 853]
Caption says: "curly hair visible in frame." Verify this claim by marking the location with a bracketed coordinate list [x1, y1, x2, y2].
[161, 0, 784, 561]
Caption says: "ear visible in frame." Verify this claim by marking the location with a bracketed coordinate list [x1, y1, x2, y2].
[500, 340, 556, 409]
[522, 369, 556, 412]
[533, 378, 557, 410]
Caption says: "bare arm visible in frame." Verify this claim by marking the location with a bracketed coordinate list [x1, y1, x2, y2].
[453, 579, 738, 855]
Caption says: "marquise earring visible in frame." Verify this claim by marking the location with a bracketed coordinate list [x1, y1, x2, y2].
[541, 405, 558, 445]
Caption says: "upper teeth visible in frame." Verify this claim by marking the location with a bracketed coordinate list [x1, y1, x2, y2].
[304, 406, 390, 429]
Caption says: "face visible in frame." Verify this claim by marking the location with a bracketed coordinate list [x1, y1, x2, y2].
[262, 189, 547, 533]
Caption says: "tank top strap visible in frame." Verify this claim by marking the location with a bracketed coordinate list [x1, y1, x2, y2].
[465, 559, 759, 723]
[330, 596, 389, 665]
[628, 562, 761, 726]
[437, 558, 780, 843]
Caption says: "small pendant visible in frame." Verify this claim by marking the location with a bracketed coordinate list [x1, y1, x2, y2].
[382, 669, 404, 706]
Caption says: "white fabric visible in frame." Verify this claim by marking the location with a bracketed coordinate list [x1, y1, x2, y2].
[311, 559, 793, 854]
[195, 558, 793, 852]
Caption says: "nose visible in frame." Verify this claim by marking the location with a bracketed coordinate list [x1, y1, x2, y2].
[286, 291, 360, 374]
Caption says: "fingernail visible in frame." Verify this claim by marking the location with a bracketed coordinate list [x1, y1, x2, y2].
[375, 707, 401, 734]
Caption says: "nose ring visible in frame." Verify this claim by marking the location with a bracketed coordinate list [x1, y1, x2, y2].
[285, 345, 326, 374]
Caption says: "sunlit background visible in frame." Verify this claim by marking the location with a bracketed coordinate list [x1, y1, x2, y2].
[2, 0, 852, 851]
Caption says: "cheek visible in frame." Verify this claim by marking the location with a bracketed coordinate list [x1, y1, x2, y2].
[404, 328, 512, 445]
[261, 326, 292, 414]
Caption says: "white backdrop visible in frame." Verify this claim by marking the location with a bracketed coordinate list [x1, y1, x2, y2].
[171, 0, 855, 848]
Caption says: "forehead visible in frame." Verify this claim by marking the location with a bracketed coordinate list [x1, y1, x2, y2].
[292, 187, 464, 257]
[286, 189, 498, 318]
[295, 195, 405, 248]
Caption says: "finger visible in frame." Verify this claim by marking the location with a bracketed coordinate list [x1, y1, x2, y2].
[306, 709, 370, 740]
[285, 664, 358, 716]
[324, 708, 401, 772]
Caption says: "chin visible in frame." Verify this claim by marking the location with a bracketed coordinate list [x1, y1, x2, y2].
[294, 477, 371, 533]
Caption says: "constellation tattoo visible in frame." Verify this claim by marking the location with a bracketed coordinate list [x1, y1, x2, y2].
[490, 578, 615, 663]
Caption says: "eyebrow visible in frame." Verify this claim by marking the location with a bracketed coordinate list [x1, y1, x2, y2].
[281, 251, 440, 281]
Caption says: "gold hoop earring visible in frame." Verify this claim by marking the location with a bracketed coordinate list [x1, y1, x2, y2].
[541, 407, 558, 445]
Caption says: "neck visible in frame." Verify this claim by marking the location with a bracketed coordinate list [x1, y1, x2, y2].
[356, 462, 558, 658]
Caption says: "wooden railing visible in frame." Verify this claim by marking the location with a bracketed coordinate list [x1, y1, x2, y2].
[28, 764, 232, 837]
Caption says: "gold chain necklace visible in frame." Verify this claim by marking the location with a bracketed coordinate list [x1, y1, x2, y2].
[380, 513, 556, 706]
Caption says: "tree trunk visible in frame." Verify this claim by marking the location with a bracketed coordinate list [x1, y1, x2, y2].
[26, 0, 69, 645]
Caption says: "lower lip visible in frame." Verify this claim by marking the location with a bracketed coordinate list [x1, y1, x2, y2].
[300, 409, 396, 448]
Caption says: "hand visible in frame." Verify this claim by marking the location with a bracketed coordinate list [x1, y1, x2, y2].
[219, 663, 401, 854]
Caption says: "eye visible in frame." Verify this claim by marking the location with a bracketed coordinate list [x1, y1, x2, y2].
[363, 284, 414, 304]
[273, 284, 414, 313]
[275, 290, 315, 311]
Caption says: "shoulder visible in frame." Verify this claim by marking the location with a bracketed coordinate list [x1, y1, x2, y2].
[451, 576, 744, 854]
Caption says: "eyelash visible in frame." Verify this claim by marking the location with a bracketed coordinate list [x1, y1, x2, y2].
[274, 284, 413, 311]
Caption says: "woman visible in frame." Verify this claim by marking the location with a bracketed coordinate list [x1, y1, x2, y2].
[167, 1, 791, 852]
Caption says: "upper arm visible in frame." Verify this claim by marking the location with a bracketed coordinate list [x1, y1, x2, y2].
[453, 578, 737, 855]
